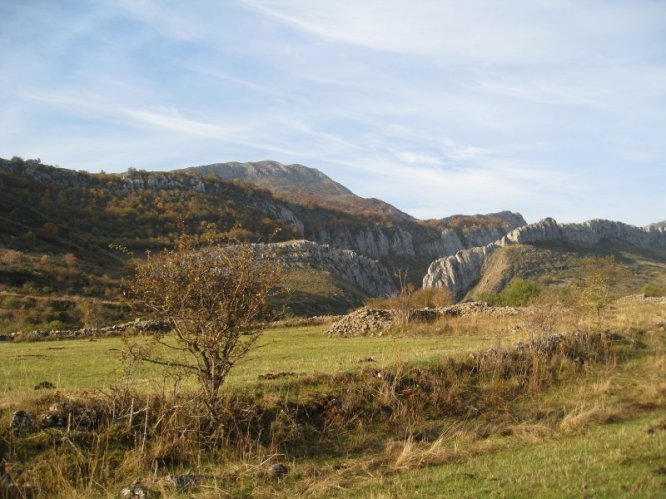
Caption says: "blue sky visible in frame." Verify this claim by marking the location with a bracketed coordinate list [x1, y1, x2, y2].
[1, 0, 665, 225]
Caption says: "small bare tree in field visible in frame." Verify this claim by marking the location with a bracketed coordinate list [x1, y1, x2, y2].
[392, 269, 414, 331]
[124, 236, 283, 422]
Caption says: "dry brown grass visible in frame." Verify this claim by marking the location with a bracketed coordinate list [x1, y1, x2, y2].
[2, 301, 663, 497]
[559, 403, 624, 433]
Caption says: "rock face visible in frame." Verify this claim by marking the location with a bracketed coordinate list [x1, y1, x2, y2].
[311, 225, 416, 258]
[419, 211, 526, 258]
[252, 240, 397, 297]
[424, 218, 666, 298]
[423, 244, 498, 300]
[310, 211, 525, 260]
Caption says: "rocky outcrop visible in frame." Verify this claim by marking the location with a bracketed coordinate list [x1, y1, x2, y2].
[308, 211, 525, 260]
[501, 217, 666, 247]
[424, 218, 666, 298]
[311, 225, 416, 258]
[419, 211, 526, 258]
[423, 244, 498, 299]
[252, 240, 397, 297]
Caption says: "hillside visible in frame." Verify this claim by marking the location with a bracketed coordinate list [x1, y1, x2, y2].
[471, 239, 666, 299]
[424, 217, 666, 299]
[0, 156, 525, 324]
[180, 160, 414, 222]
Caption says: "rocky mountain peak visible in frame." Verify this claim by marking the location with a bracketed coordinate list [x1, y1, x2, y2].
[182, 160, 353, 196]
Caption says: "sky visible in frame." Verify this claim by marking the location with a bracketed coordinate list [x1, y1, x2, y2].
[1, 0, 665, 225]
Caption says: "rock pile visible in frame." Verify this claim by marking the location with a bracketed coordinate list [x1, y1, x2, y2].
[10, 411, 33, 435]
[326, 307, 395, 337]
[616, 294, 666, 304]
[10, 401, 101, 434]
[0, 319, 169, 343]
[265, 315, 343, 329]
[439, 302, 520, 318]
[119, 474, 204, 497]
[326, 302, 520, 336]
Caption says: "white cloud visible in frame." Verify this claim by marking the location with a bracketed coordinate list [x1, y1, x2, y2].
[242, 0, 549, 62]
[115, 0, 206, 41]
[394, 151, 440, 165]
[2, 0, 665, 225]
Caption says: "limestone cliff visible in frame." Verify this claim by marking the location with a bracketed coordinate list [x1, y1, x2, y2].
[308, 211, 525, 260]
[419, 211, 526, 258]
[251, 240, 397, 297]
[424, 218, 666, 298]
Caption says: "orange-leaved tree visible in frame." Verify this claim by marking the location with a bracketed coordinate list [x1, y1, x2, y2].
[124, 235, 283, 422]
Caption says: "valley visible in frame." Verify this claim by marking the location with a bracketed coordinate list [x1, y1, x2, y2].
[0, 156, 664, 497]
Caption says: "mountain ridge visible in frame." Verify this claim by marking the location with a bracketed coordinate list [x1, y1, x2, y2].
[423, 217, 666, 298]
[0, 157, 525, 318]
[180, 160, 415, 222]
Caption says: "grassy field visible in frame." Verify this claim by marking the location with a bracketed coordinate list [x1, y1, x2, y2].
[0, 301, 664, 497]
[349, 409, 666, 497]
[0, 319, 519, 399]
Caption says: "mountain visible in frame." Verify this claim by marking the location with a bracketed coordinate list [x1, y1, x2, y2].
[4, 155, 661, 321]
[180, 160, 414, 222]
[181, 161, 355, 199]
[0, 156, 525, 323]
[649, 220, 666, 229]
[423, 218, 666, 299]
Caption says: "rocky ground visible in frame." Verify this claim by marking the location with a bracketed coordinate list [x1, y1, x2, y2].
[0, 319, 169, 342]
[326, 302, 520, 337]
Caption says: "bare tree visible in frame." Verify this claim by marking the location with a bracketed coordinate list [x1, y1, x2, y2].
[391, 269, 414, 331]
[124, 236, 283, 422]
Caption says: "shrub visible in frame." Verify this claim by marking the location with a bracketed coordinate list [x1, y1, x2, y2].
[501, 278, 542, 306]
[477, 278, 542, 307]
[409, 287, 454, 308]
[124, 235, 284, 423]
[640, 283, 665, 297]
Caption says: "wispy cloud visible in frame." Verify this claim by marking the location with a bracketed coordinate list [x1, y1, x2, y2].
[1, 0, 665, 225]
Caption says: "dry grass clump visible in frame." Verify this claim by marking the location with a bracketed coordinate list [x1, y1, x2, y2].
[507, 423, 554, 444]
[386, 436, 460, 471]
[559, 403, 624, 433]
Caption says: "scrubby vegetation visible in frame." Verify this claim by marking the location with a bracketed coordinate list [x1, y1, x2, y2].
[1, 157, 665, 496]
[477, 278, 542, 306]
[641, 282, 666, 297]
[1, 295, 664, 497]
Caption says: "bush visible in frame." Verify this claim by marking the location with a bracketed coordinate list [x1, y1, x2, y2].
[125, 235, 284, 423]
[640, 283, 665, 297]
[502, 278, 542, 306]
[477, 278, 542, 307]
[409, 287, 454, 308]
